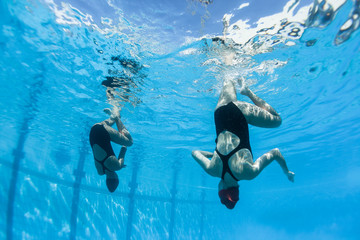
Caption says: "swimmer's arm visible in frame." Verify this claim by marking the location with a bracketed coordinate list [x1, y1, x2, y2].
[118, 146, 127, 168]
[191, 150, 216, 176]
[249, 148, 294, 182]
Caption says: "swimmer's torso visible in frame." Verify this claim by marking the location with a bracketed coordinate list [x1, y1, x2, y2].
[213, 131, 253, 181]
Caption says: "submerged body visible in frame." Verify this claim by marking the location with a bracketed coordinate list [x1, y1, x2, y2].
[192, 79, 294, 209]
[214, 101, 252, 182]
[89, 108, 133, 192]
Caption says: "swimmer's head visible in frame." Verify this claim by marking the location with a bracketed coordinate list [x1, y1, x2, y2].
[106, 174, 119, 193]
[218, 187, 239, 209]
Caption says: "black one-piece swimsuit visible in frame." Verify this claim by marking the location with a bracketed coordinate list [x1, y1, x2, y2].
[214, 102, 252, 181]
[89, 123, 115, 173]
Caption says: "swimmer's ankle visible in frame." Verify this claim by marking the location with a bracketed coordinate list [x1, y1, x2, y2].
[111, 106, 121, 119]
[104, 107, 121, 120]
[237, 77, 250, 96]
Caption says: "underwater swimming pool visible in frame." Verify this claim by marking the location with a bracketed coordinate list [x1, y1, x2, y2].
[1, 0, 360, 239]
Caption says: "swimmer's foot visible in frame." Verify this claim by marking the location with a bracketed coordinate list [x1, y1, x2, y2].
[287, 171, 295, 183]
[103, 108, 112, 116]
[103, 107, 121, 119]
[237, 76, 245, 87]
[237, 77, 250, 96]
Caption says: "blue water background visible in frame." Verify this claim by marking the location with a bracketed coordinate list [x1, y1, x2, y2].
[0, 0, 360, 239]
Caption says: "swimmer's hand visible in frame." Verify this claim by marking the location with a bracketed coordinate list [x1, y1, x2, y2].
[287, 171, 295, 182]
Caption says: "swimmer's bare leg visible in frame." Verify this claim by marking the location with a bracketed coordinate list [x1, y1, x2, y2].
[104, 107, 133, 145]
[240, 86, 280, 117]
[236, 78, 282, 128]
[111, 108, 133, 146]
[101, 108, 116, 126]
[104, 107, 123, 132]
[215, 80, 237, 110]
[252, 148, 294, 182]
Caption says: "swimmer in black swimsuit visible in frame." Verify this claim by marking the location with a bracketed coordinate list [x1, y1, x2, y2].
[89, 107, 133, 192]
[192, 78, 294, 209]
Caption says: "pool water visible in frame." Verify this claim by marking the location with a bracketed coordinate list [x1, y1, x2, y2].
[0, 0, 360, 239]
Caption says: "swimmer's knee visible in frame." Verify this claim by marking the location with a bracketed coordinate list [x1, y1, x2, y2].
[268, 115, 282, 128]
[123, 139, 133, 147]
[271, 148, 282, 158]
[272, 148, 280, 154]
[274, 116, 282, 127]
